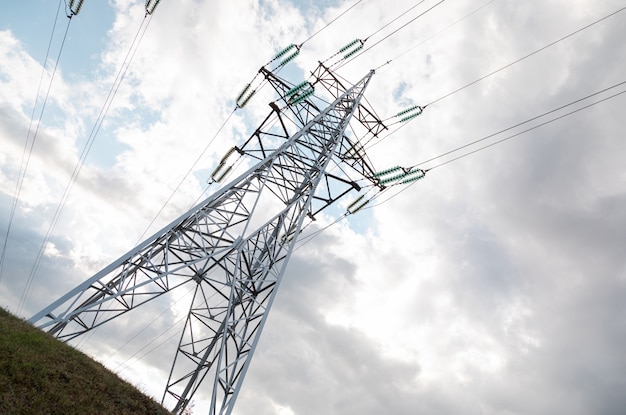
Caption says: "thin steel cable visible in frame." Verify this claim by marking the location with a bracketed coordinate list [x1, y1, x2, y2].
[366, 89, 626, 210]
[370, 4, 626, 151]
[17, 13, 155, 315]
[366, 0, 427, 41]
[300, 0, 366, 46]
[294, 213, 348, 250]
[412, 81, 626, 169]
[105, 284, 196, 364]
[113, 316, 186, 373]
[234, 0, 364, 110]
[427, 90, 626, 170]
[0, 2, 69, 285]
[113, 289, 228, 374]
[336, 0, 446, 70]
[322, 0, 429, 68]
[135, 109, 236, 243]
[426, 4, 626, 107]
[294, 85, 626, 239]
[390, 0, 497, 63]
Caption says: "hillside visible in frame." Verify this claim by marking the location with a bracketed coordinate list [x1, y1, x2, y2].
[0, 307, 171, 415]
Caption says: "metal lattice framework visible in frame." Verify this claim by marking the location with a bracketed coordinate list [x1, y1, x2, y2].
[30, 68, 378, 414]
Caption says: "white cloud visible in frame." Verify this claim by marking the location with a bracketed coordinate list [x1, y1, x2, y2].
[1, 1, 626, 414]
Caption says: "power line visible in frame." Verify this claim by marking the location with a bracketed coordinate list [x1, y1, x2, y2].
[300, 0, 366, 46]
[366, 3, 626, 152]
[366, 87, 626, 210]
[0, 0, 70, 286]
[426, 4, 626, 107]
[135, 109, 236, 244]
[17, 4, 161, 315]
[366, 0, 428, 41]
[414, 81, 626, 168]
[294, 6, 626, 255]
[336, 0, 446, 70]
[389, 0, 497, 64]
[323, 0, 430, 68]
[427, 90, 626, 170]
[232, 0, 366, 110]
[292, 83, 626, 243]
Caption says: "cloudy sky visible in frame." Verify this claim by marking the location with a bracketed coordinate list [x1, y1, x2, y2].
[1, 0, 625, 414]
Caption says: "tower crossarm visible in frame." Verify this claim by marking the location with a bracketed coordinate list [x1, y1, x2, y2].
[311, 61, 388, 139]
[235, 66, 384, 219]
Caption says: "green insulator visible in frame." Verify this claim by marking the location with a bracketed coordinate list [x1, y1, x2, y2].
[404, 168, 425, 177]
[380, 172, 408, 185]
[339, 39, 360, 53]
[400, 112, 421, 123]
[286, 81, 309, 98]
[401, 174, 425, 184]
[280, 49, 300, 66]
[374, 166, 402, 177]
[348, 198, 369, 214]
[397, 105, 421, 117]
[214, 165, 233, 183]
[400, 170, 425, 183]
[291, 88, 315, 105]
[405, 169, 426, 179]
[274, 44, 296, 60]
[71, 0, 85, 15]
[236, 83, 251, 103]
[343, 44, 363, 59]
[346, 195, 365, 210]
[238, 89, 257, 108]
[145, 0, 161, 15]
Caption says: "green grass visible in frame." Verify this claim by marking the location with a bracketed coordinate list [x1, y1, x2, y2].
[0, 308, 171, 415]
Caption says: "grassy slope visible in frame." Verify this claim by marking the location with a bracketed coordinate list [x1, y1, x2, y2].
[0, 308, 171, 415]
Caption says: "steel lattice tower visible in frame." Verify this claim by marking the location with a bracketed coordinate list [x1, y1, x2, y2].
[29, 66, 382, 414]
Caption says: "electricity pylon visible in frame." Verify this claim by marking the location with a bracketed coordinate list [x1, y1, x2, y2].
[29, 66, 379, 414]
